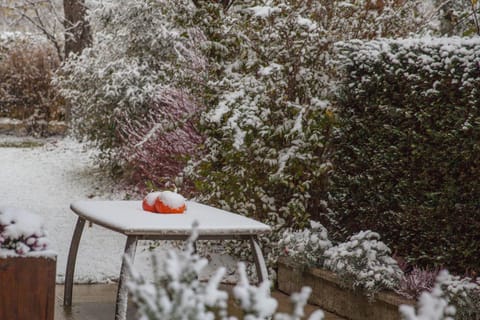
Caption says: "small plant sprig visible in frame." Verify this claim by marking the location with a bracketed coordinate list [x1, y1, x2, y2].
[126, 222, 325, 320]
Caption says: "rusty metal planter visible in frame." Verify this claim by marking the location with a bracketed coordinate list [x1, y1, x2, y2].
[0, 255, 56, 320]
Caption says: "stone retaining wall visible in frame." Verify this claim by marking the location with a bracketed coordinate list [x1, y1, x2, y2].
[277, 257, 414, 320]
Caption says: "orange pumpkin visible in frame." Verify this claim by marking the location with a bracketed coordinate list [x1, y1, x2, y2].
[142, 191, 162, 212]
[142, 190, 186, 214]
[154, 199, 186, 214]
[142, 198, 156, 212]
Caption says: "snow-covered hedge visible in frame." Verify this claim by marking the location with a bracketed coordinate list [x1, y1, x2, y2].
[0, 206, 50, 256]
[330, 37, 480, 274]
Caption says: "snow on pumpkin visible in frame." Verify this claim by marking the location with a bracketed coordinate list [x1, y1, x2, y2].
[0, 206, 51, 256]
[142, 191, 186, 214]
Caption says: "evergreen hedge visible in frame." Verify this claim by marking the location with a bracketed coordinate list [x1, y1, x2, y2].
[330, 37, 480, 273]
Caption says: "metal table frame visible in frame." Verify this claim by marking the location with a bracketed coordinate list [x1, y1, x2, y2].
[63, 212, 269, 320]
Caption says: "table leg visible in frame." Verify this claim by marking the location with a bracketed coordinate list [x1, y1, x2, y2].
[249, 235, 269, 284]
[64, 217, 86, 306]
[115, 236, 138, 320]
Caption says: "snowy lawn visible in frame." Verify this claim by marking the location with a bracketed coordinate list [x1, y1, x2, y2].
[0, 135, 129, 283]
[0, 135, 236, 283]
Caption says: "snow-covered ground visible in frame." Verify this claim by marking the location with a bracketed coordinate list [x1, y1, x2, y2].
[0, 136, 129, 283]
[0, 135, 236, 283]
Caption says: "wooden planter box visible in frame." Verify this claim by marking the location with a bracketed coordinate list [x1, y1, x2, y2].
[277, 257, 414, 320]
[0, 255, 56, 320]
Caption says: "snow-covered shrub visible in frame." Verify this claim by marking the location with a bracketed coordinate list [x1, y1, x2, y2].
[192, 0, 334, 232]
[399, 270, 480, 320]
[439, 273, 480, 320]
[126, 224, 324, 320]
[330, 37, 480, 273]
[0, 206, 50, 255]
[184, 0, 427, 277]
[0, 34, 64, 135]
[54, 0, 206, 163]
[278, 222, 332, 268]
[192, 0, 425, 230]
[399, 271, 456, 320]
[323, 230, 403, 298]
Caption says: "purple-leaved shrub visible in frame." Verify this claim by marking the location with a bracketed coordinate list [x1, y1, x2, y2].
[118, 88, 204, 192]
[396, 267, 440, 300]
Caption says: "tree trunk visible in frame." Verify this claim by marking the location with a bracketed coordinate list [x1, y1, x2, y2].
[63, 0, 91, 57]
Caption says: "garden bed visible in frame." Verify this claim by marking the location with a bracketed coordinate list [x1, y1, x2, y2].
[277, 257, 414, 320]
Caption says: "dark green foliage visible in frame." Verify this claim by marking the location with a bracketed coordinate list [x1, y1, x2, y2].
[330, 38, 480, 274]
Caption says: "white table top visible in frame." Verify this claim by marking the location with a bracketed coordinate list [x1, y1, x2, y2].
[70, 200, 271, 237]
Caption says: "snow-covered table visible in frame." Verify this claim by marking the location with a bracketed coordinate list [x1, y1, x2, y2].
[63, 200, 271, 320]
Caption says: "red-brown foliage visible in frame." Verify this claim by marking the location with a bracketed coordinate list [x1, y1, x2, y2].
[118, 88, 204, 193]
